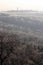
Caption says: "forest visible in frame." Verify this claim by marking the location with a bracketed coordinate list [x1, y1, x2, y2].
[0, 31, 43, 65]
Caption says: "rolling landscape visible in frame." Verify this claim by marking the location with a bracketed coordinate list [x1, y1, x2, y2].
[0, 10, 43, 37]
[0, 10, 43, 65]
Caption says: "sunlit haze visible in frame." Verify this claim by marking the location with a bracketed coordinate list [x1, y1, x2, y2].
[0, 0, 43, 11]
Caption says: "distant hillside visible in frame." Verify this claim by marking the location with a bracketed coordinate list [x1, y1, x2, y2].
[0, 10, 43, 38]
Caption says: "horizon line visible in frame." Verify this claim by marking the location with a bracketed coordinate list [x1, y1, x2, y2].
[0, 9, 43, 12]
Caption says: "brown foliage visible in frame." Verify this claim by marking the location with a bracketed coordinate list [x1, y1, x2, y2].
[0, 31, 43, 65]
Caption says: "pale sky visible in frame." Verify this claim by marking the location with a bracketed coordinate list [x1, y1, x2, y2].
[0, 0, 43, 11]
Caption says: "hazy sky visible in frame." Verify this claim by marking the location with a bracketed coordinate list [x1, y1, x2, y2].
[0, 0, 43, 11]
